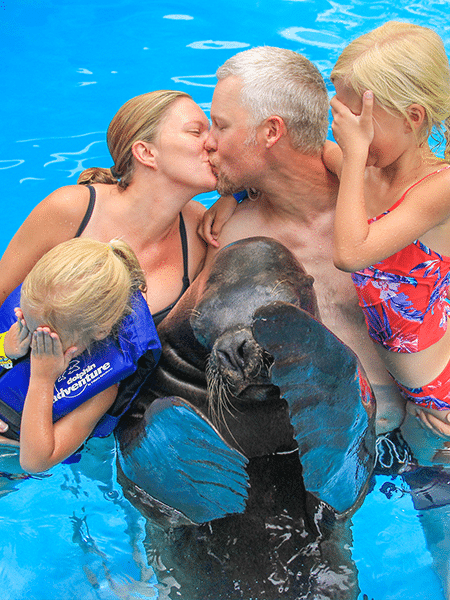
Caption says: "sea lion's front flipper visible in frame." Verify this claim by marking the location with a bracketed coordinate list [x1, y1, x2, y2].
[116, 397, 249, 525]
[252, 302, 376, 514]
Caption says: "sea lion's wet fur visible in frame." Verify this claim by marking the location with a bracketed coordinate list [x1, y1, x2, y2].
[116, 237, 372, 600]
[121, 237, 319, 457]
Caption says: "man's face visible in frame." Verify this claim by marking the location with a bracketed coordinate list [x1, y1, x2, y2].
[205, 76, 264, 196]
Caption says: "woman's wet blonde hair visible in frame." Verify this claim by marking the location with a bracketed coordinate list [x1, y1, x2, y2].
[21, 238, 146, 348]
[77, 90, 192, 189]
[330, 21, 450, 158]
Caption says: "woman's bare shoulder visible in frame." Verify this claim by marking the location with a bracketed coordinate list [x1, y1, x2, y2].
[38, 184, 92, 219]
[0, 185, 93, 305]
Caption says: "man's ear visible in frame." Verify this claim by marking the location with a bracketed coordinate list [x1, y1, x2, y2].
[405, 104, 426, 132]
[131, 140, 157, 168]
[263, 116, 286, 148]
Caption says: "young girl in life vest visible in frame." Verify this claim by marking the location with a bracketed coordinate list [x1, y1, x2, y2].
[324, 21, 450, 436]
[0, 237, 148, 472]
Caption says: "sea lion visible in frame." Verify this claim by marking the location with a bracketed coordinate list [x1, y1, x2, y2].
[115, 237, 376, 599]
[117, 236, 375, 514]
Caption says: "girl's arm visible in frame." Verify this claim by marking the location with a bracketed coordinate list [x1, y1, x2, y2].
[330, 91, 374, 272]
[19, 328, 117, 472]
[322, 140, 343, 176]
[0, 310, 32, 443]
[330, 92, 450, 271]
[197, 195, 239, 247]
[3, 308, 32, 360]
[0, 185, 92, 307]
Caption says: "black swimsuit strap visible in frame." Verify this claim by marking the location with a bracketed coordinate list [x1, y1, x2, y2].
[151, 212, 191, 326]
[179, 212, 190, 292]
[75, 185, 96, 237]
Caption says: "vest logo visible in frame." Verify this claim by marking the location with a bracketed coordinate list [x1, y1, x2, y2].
[54, 360, 112, 402]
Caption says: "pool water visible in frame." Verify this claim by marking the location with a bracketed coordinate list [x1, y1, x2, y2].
[1, 0, 450, 598]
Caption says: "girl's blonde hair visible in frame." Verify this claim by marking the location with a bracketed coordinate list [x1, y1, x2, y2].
[77, 90, 191, 189]
[21, 238, 146, 348]
[330, 21, 450, 158]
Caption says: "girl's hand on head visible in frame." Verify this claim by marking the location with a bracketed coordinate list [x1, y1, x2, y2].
[30, 327, 78, 383]
[330, 90, 374, 160]
[3, 308, 32, 359]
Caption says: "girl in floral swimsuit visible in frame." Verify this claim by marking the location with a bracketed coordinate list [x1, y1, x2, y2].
[324, 21, 450, 434]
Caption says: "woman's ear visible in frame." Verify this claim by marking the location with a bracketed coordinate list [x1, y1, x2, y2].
[131, 140, 157, 168]
[405, 104, 426, 132]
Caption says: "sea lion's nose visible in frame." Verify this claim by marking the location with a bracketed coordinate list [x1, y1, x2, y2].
[211, 327, 273, 383]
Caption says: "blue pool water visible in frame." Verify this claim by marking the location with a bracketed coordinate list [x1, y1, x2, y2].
[1, 1, 450, 598]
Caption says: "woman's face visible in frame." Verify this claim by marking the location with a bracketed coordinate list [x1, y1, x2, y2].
[152, 97, 217, 194]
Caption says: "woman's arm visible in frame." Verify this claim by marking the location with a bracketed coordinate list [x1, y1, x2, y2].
[19, 328, 117, 472]
[0, 185, 92, 306]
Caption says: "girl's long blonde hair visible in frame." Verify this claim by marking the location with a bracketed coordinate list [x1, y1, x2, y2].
[331, 21, 450, 158]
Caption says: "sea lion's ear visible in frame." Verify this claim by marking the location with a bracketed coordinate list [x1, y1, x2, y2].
[252, 302, 376, 515]
[117, 397, 249, 525]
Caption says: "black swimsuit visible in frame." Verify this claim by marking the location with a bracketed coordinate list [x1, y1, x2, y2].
[76, 185, 190, 326]
[151, 214, 190, 327]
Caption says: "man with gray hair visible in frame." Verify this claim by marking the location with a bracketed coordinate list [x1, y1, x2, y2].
[202, 45, 408, 436]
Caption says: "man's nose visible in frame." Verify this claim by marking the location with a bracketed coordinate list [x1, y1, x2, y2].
[204, 130, 216, 152]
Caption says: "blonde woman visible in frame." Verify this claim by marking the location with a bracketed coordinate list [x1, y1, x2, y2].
[0, 90, 216, 324]
[324, 22, 450, 434]
[0, 238, 156, 472]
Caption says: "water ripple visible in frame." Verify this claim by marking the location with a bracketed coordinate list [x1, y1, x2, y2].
[0, 159, 25, 170]
[187, 40, 250, 50]
[171, 74, 217, 88]
[164, 14, 194, 20]
[279, 26, 344, 49]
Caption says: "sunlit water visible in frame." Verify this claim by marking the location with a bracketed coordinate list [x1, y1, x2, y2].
[1, 0, 450, 598]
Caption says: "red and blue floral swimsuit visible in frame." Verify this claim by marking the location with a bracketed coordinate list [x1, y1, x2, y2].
[352, 166, 450, 410]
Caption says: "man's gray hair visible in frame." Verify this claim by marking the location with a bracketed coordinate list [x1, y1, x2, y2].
[216, 46, 329, 154]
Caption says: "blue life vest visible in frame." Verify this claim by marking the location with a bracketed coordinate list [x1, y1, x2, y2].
[0, 285, 161, 441]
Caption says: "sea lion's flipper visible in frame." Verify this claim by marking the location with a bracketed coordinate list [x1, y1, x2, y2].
[252, 302, 376, 514]
[116, 397, 249, 524]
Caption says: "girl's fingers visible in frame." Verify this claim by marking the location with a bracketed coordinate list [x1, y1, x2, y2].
[32, 330, 44, 355]
[32, 328, 61, 356]
[19, 324, 30, 343]
[361, 90, 374, 124]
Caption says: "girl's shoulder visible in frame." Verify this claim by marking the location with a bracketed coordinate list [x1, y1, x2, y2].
[411, 162, 450, 199]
